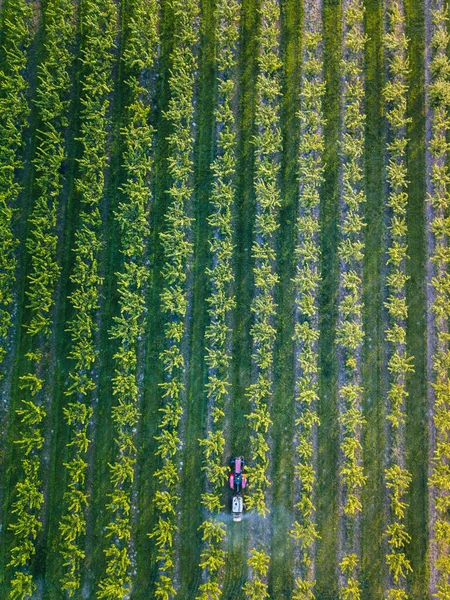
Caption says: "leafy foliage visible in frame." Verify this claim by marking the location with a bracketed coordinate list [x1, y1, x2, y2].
[336, 1, 367, 597]
[427, 2, 450, 598]
[0, 0, 33, 375]
[97, 1, 158, 598]
[196, 1, 240, 597]
[289, 2, 325, 597]
[148, 0, 198, 596]
[242, 549, 270, 600]
[6, 1, 75, 597]
[382, 2, 414, 596]
[244, 0, 281, 597]
[58, 0, 118, 593]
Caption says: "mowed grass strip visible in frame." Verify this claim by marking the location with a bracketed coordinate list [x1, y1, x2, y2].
[223, 0, 259, 594]
[361, 0, 386, 596]
[316, 0, 341, 595]
[404, 0, 428, 596]
[268, 0, 301, 595]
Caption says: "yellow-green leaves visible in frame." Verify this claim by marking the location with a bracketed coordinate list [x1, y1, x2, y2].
[427, 2, 450, 597]
[59, 0, 117, 593]
[383, 1, 414, 597]
[150, 0, 198, 596]
[289, 1, 325, 597]
[336, 0, 367, 596]
[0, 0, 33, 376]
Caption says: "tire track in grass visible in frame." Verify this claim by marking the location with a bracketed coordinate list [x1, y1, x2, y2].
[361, 0, 387, 597]
[316, 0, 341, 597]
[268, 0, 301, 596]
[223, 0, 259, 595]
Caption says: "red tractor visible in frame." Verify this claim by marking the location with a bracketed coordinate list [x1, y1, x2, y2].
[229, 456, 247, 522]
[229, 456, 247, 492]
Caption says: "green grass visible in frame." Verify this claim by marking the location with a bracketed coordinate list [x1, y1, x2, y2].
[133, 0, 174, 596]
[41, 20, 85, 596]
[268, 0, 302, 596]
[316, 1, 341, 598]
[39, 0, 86, 588]
[86, 27, 124, 599]
[222, 0, 260, 597]
[0, 7, 46, 592]
[361, 0, 386, 598]
[177, 0, 216, 594]
[404, 0, 428, 597]
[0, 0, 436, 598]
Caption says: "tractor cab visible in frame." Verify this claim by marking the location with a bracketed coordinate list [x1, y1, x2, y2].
[229, 456, 247, 493]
